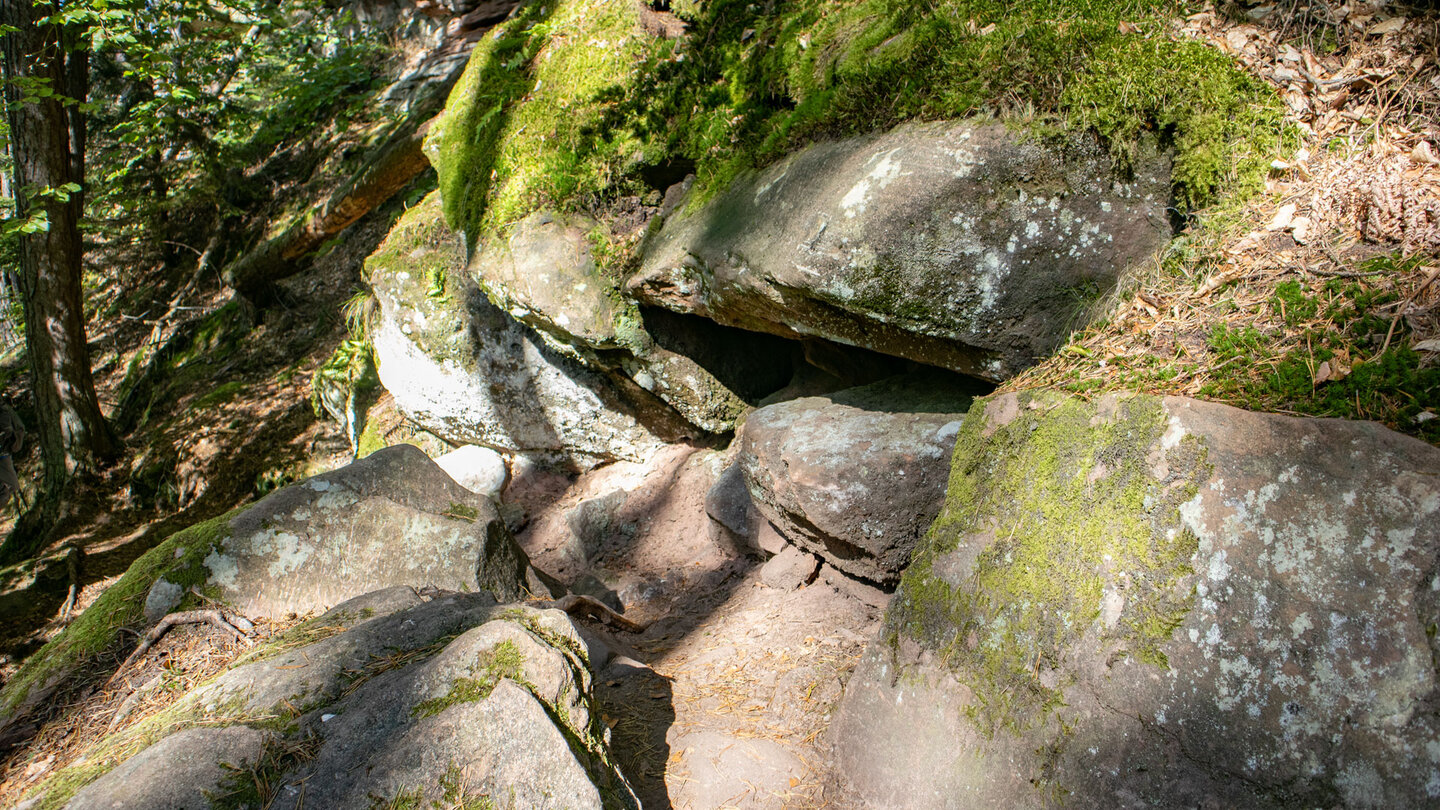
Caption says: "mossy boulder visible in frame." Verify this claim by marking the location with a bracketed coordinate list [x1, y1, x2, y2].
[470, 209, 799, 433]
[366, 191, 694, 466]
[23, 588, 638, 810]
[632, 120, 1173, 382]
[0, 511, 241, 745]
[832, 391, 1440, 808]
[142, 444, 531, 621]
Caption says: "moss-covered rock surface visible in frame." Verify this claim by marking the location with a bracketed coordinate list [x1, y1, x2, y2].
[366, 192, 696, 465]
[429, 0, 1281, 246]
[832, 390, 1440, 808]
[20, 588, 637, 810]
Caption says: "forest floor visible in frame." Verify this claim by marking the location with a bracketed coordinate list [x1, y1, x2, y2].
[0, 3, 1437, 809]
[0, 198, 407, 681]
[1005, 3, 1440, 442]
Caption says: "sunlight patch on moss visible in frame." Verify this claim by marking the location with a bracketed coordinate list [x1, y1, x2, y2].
[890, 391, 1210, 735]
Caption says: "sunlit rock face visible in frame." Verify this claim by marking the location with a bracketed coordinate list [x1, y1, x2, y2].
[366, 192, 692, 468]
[143, 445, 530, 620]
[632, 120, 1172, 382]
[69, 589, 637, 810]
[832, 390, 1440, 808]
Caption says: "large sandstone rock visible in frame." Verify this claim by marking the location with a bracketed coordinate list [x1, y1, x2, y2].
[143, 444, 530, 620]
[737, 371, 982, 584]
[832, 391, 1440, 808]
[25, 588, 638, 810]
[631, 120, 1172, 381]
[368, 192, 693, 466]
[65, 726, 270, 810]
[472, 210, 798, 432]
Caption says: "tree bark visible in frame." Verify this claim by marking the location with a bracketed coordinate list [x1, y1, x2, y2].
[2, 1, 121, 563]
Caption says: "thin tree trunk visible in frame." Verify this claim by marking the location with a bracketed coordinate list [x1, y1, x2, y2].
[1, 0, 120, 563]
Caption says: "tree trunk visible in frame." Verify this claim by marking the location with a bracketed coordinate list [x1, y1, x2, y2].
[2, 1, 120, 563]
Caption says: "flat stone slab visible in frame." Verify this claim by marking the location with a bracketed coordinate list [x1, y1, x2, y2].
[633, 119, 1172, 381]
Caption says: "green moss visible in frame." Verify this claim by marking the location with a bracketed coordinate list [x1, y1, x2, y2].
[362, 191, 478, 370]
[890, 391, 1209, 736]
[364, 192, 459, 291]
[192, 380, 247, 410]
[18, 686, 274, 810]
[1269, 280, 1319, 326]
[430, 0, 645, 242]
[441, 502, 479, 524]
[310, 338, 379, 417]
[0, 509, 241, 725]
[356, 415, 389, 459]
[1193, 259, 1440, 443]
[371, 765, 498, 810]
[430, 0, 1282, 248]
[411, 640, 527, 718]
[173, 300, 249, 369]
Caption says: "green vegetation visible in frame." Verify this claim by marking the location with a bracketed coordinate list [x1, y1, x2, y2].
[0, 509, 240, 722]
[411, 639, 528, 719]
[192, 380, 248, 410]
[229, 610, 362, 669]
[432, 0, 1283, 245]
[890, 392, 1209, 735]
[309, 338, 379, 418]
[442, 502, 480, 524]
[207, 734, 324, 810]
[373, 765, 498, 810]
[1197, 261, 1440, 442]
[17, 682, 278, 810]
[1031, 247, 1440, 445]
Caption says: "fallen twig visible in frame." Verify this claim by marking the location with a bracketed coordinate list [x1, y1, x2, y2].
[546, 594, 651, 634]
[1377, 265, 1439, 357]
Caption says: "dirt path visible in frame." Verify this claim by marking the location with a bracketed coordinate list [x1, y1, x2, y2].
[510, 444, 887, 809]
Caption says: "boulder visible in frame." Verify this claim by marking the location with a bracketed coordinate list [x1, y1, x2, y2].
[65, 726, 270, 810]
[832, 391, 1440, 808]
[632, 120, 1172, 381]
[265, 608, 622, 809]
[22, 589, 638, 810]
[471, 210, 798, 432]
[704, 463, 757, 537]
[759, 545, 820, 591]
[143, 444, 531, 620]
[368, 192, 693, 467]
[434, 444, 509, 497]
[737, 371, 982, 583]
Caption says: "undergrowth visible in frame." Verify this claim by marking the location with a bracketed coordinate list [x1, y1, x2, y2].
[1020, 247, 1440, 444]
[1197, 257, 1440, 439]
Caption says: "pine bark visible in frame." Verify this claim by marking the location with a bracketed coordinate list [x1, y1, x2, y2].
[2, 1, 120, 562]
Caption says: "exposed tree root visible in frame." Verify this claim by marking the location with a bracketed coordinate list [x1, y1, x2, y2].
[545, 594, 651, 634]
[107, 610, 253, 687]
